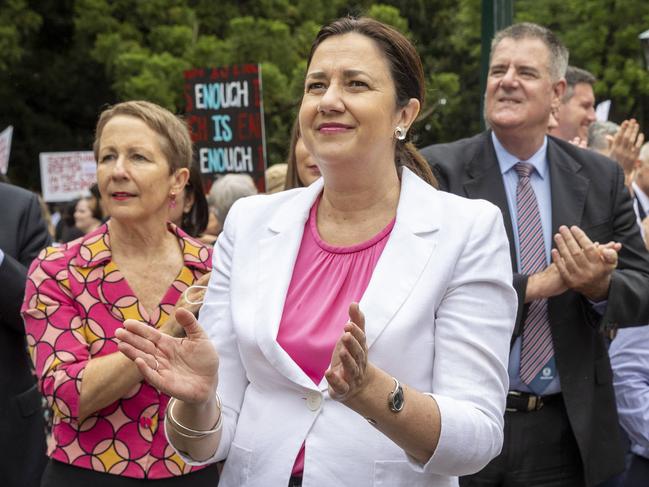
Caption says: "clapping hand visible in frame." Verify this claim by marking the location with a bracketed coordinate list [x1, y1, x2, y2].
[606, 119, 644, 187]
[551, 225, 620, 301]
[325, 303, 373, 403]
[116, 308, 219, 404]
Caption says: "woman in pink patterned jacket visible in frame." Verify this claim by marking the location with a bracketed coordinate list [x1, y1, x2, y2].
[22, 101, 216, 487]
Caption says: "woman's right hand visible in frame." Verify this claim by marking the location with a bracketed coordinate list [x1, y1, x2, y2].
[116, 308, 219, 404]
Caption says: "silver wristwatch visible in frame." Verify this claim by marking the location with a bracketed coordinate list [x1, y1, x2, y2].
[388, 377, 405, 412]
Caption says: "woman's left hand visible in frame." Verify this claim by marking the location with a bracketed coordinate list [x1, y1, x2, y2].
[325, 303, 373, 402]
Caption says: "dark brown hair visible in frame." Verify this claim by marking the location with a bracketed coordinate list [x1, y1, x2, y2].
[285, 118, 304, 190]
[180, 163, 209, 237]
[563, 66, 596, 102]
[307, 17, 437, 187]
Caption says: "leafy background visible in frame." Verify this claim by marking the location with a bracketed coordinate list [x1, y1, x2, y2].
[2, 0, 649, 189]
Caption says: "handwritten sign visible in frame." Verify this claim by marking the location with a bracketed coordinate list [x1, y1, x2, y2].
[184, 64, 266, 191]
[40, 151, 96, 202]
[0, 125, 13, 175]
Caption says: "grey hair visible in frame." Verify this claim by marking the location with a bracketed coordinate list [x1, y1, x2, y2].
[563, 66, 596, 102]
[207, 174, 258, 224]
[587, 121, 619, 152]
[491, 22, 569, 81]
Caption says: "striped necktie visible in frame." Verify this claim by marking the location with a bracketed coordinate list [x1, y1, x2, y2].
[635, 191, 647, 220]
[515, 162, 556, 394]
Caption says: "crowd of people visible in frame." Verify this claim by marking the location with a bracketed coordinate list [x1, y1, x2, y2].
[1, 15, 648, 487]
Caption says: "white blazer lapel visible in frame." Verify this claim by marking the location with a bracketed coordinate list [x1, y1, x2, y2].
[360, 168, 440, 349]
[255, 180, 324, 390]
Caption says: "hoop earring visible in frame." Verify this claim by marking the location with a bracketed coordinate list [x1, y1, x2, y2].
[169, 192, 177, 209]
[394, 126, 407, 141]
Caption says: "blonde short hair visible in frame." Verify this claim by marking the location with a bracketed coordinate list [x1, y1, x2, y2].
[93, 100, 193, 173]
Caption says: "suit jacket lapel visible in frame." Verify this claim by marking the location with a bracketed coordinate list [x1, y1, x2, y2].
[255, 170, 440, 391]
[547, 139, 589, 231]
[359, 169, 439, 351]
[255, 180, 324, 390]
[462, 132, 517, 269]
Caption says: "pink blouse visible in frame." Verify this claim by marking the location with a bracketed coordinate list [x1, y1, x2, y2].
[21, 223, 212, 479]
[276, 198, 395, 475]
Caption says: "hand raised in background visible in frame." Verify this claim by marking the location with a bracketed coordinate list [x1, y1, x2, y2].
[606, 119, 644, 188]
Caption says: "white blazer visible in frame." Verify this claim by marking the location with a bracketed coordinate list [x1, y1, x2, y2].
[184, 168, 517, 486]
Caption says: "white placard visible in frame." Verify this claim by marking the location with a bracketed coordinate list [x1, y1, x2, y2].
[595, 100, 611, 122]
[0, 125, 13, 175]
[40, 151, 96, 202]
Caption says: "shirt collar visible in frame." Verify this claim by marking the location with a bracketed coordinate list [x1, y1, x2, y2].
[633, 181, 649, 212]
[491, 132, 549, 179]
[74, 221, 212, 271]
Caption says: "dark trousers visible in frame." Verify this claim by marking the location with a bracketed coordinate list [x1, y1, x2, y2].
[460, 394, 585, 487]
[0, 384, 47, 487]
[41, 460, 220, 487]
[622, 454, 649, 487]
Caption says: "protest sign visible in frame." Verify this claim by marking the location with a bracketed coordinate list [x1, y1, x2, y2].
[40, 151, 96, 202]
[184, 64, 266, 192]
[0, 125, 13, 175]
[595, 100, 611, 122]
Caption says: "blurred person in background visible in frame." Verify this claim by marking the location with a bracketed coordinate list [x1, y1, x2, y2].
[38, 194, 56, 238]
[609, 322, 649, 487]
[265, 163, 288, 194]
[588, 120, 644, 191]
[588, 121, 620, 155]
[0, 181, 51, 487]
[89, 182, 108, 222]
[74, 196, 102, 235]
[55, 199, 84, 243]
[206, 173, 258, 237]
[285, 119, 321, 189]
[168, 163, 209, 239]
[22, 100, 216, 486]
[549, 66, 596, 142]
[632, 142, 649, 248]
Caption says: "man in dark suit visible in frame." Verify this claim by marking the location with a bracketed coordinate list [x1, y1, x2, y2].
[421, 23, 649, 487]
[0, 181, 50, 486]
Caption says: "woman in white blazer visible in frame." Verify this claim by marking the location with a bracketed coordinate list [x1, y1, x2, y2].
[116, 17, 517, 487]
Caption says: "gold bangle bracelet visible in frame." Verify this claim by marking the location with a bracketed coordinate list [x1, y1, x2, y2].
[165, 395, 222, 439]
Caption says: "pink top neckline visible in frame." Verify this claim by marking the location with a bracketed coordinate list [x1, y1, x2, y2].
[277, 195, 395, 476]
[308, 196, 396, 254]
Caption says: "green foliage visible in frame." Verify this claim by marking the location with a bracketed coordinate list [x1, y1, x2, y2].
[516, 0, 649, 125]
[3, 0, 649, 189]
[367, 4, 409, 35]
[0, 0, 42, 71]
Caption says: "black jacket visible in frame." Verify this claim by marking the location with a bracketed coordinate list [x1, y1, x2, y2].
[422, 132, 649, 486]
[0, 182, 50, 486]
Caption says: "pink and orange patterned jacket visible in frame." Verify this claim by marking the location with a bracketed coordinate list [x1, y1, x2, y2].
[21, 223, 212, 479]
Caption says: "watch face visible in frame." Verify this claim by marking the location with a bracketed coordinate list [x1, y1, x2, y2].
[391, 385, 405, 412]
